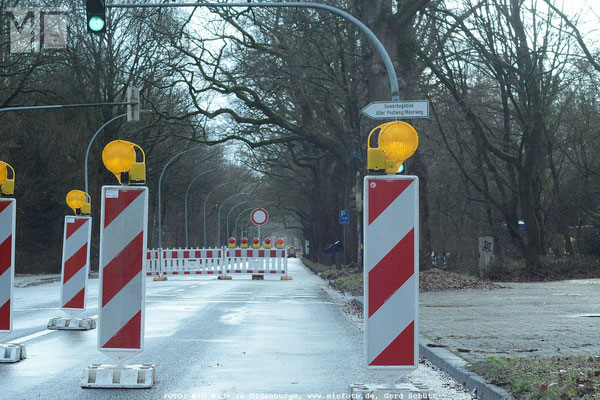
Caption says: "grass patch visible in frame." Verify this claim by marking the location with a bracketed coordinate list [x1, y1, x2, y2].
[334, 273, 363, 295]
[470, 355, 600, 399]
[301, 259, 331, 274]
[302, 259, 362, 294]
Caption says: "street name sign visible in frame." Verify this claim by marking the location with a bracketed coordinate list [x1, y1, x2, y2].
[361, 101, 429, 120]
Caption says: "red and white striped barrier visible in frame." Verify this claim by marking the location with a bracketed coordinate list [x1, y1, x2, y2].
[84, 186, 152, 388]
[144, 247, 288, 277]
[224, 248, 287, 275]
[48, 216, 96, 330]
[0, 199, 15, 336]
[364, 176, 419, 377]
[0, 198, 25, 362]
[146, 248, 223, 276]
[60, 216, 92, 310]
[97, 186, 148, 362]
[146, 249, 159, 273]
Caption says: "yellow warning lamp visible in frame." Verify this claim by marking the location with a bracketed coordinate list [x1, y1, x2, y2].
[276, 238, 284, 249]
[367, 121, 418, 174]
[0, 161, 15, 197]
[264, 238, 272, 249]
[228, 237, 236, 248]
[241, 237, 248, 248]
[66, 190, 91, 215]
[252, 238, 260, 249]
[102, 140, 146, 185]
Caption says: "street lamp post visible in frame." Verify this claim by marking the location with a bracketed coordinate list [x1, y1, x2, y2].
[216, 193, 247, 247]
[184, 168, 217, 248]
[226, 201, 249, 240]
[203, 181, 232, 248]
[157, 146, 204, 249]
[234, 207, 254, 239]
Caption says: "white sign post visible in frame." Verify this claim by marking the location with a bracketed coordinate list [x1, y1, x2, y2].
[361, 101, 429, 120]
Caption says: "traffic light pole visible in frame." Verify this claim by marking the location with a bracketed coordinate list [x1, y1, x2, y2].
[107, 2, 400, 101]
[0, 101, 138, 114]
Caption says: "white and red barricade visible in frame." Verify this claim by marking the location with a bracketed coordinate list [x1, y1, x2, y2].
[48, 216, 96, 330]
[146, 248, 223, 276]
[223, 248, 287, 275]
[363, 175, 419, 377]
[146, 249, 160, 273]
[144, 247, 288, 277]
[97, 186, 148, 360]
[0, 198, 25, 362]
[0, 199, 15, 336]
[60, 216, 92, 310]
[83, 185, 153, 388]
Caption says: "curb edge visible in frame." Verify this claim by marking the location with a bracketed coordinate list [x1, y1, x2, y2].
[351, 297, 513, 400]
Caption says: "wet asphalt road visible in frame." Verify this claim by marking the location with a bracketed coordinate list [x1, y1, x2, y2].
[0, 259, 381, 399]
[0, 259, 473, 400]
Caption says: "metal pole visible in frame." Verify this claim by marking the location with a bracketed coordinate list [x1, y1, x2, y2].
[157, 146, 204, 249]
[184, 168, 217, 248]
[0, 101, 140, 113]
[234, 208, 254, 239]
[356, 171, 362, 265]
[217, 192, 247, 248]
[107, 2, 400, 100]
[227, 201, 249, 240]
[84, 109, 153, 194]
[203, 181, 232, 248]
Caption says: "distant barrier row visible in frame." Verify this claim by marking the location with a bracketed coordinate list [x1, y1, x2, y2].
[145, 248, 288, 276]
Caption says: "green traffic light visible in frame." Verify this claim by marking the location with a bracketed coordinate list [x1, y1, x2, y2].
[88, 16, 105, 32]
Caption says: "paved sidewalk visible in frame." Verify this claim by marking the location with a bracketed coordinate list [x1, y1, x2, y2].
[420, 278, 600, 362]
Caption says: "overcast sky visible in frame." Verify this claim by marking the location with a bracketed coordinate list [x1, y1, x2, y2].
[563, 0, 599, 41]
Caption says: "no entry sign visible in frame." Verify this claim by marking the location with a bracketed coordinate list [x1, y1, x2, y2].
[251, 208, 268, 226]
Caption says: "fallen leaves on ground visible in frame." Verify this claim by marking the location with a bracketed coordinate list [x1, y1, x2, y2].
[343, 300, 363, 319]
[420, 268, 504, 292]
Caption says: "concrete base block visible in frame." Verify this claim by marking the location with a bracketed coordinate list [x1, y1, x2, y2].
[251, 274, 264, 280]
[281, 276, 293, 280]
[0, 343, 27, 363]
[47, 317, 96, 330]
[350, 381, 433, 400]
[81, 364, 156, 388]
[218, 275, 232, 280]
[153, 276, 168, 281]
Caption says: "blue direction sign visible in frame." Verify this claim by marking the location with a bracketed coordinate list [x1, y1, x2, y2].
[339, 210, 350, 225]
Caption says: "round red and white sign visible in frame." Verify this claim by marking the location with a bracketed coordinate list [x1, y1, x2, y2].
[251, 208, 268, 226]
